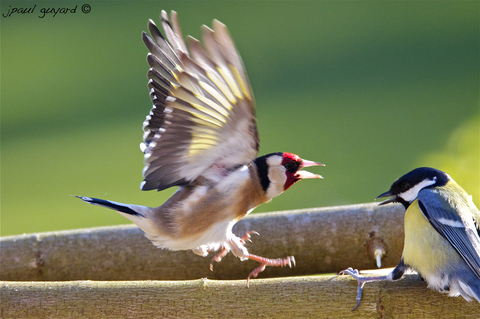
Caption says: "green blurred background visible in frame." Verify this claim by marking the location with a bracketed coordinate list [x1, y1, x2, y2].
[2, 1, 479, 236]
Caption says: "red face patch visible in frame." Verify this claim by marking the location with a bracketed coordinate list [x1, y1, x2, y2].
[281, 152, 301, 165]
[282, 153, 302, 191]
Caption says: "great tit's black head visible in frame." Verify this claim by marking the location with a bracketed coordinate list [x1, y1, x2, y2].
[377, 167, 450, 207]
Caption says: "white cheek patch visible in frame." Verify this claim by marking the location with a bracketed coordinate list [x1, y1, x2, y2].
[265, 155, 287, 200]
[400, 177, 437, 202]
[266, 155, 283, 167]
[266, 180, 285, 200]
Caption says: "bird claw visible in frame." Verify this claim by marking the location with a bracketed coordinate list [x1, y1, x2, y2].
[209, 231, 296, 287]
[246, 255, 296, 286]
[209, 247, 228, 271]
[338, 267, 368, 311]
[240, 230, 259, 244]
[338, 267, 360, 278]
[209, 231, 260, 271]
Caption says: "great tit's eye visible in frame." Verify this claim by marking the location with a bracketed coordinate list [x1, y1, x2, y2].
[401, 182, 411, 192]
[284, 161, 296, 172]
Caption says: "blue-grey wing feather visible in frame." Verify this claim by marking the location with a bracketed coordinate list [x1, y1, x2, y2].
[418, 188, 480, 279]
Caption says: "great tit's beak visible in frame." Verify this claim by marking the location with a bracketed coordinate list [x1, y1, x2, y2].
[296, 159, 324, 179]
[376, 190, 397, 205]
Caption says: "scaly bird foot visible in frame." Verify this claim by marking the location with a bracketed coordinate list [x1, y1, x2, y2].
[338, 267, 361, 278]
[209, 231, 260, 271]
[338, 267, 369, 311]
[246, 254, 296, 285]
[210, 246, 228, 271]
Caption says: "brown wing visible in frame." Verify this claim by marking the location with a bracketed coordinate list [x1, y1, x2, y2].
[140, 11, 259, 191]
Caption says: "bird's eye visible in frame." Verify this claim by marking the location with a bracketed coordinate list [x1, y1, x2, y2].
[284, 161, 296, 172]
[401, 182, 410, 192]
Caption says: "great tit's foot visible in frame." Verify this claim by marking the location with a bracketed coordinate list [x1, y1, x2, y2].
[338, 267, 368, 311]
[246, 254, 295, 285]
[338, 267, 360, 278]
[339, 267, 394, 310]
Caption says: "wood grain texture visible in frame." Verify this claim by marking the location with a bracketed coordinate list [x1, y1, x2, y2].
[1, 275, 479, 318]
[0, 203, 404, 281]
[2, 204, 479, 318]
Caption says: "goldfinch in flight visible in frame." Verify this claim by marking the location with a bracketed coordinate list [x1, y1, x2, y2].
[340, 167, 480, 309]
[77, 10, 323, 281]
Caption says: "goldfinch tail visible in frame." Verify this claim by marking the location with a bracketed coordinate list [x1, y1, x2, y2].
[74, 196, 144, 217]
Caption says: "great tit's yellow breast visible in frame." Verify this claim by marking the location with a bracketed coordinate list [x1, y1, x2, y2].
[403, 199, 463, 276]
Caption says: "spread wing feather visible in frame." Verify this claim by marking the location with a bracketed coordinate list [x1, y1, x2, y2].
[140, 11, 258, 191]
[418, 188, 480, 279]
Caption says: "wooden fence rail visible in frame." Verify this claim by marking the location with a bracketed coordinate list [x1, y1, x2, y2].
[1, 203, 404, 281]
[1, 203, 479, 318]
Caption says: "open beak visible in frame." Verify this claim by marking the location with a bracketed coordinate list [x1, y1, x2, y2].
[376, 190, 397, 205]
[296, 159, 324, 179]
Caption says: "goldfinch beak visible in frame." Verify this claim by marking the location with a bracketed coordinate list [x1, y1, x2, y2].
[301, 159, 325, 168]
[376, 191, 397, 205]
[297, 159, 324, 179]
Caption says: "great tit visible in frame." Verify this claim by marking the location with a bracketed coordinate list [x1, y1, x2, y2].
[340, 167, 480, 309]
[77, 10, 323, 282]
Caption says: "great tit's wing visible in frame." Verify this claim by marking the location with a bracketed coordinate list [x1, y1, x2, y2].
[418, 188, 480, 279]
[140, 11, 258, 191]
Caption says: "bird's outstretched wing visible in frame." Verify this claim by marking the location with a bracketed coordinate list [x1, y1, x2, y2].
[418, 188, 480, 279]
[140, 10, 259, 191]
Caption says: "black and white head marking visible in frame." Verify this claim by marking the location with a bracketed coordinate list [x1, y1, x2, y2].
[379, 167, 450, 208]
[253, 152, 284, 192]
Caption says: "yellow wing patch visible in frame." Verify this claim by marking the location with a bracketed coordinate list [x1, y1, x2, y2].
[199, 80, 233, 111]
[207, 71, 236, 105]
[172, 104, 223, 127]
[188, 133, 219, 156]
[230, 64, 250, 100]
[218, 66, 242, 100]
[194, 93, 230, 118]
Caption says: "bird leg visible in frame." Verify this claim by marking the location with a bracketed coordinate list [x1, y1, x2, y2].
[338, 267, 390, 311]
[209, 231, 259, 271]
[240, 231, 295, 284]
[246, 254, 296, 285]
[209, 230, 296, 284]
[209, 247, 228, 271]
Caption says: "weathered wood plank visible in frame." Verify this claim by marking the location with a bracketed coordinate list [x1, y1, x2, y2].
[1, 275, 479, 319]
[0, 203, 404, 281]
